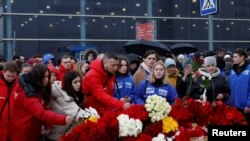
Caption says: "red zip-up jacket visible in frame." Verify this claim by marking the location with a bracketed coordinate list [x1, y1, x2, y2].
[0, 72, 18, 141]
[82, 59, 124, 116]
[8, 84, 67, 141]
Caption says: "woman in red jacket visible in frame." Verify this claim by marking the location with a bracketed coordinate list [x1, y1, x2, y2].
[8, 64, 74, 141]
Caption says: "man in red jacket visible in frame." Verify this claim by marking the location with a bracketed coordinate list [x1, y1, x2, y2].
[0, 61, 18, 141]
[82, 51, 131, 115]
[58, 55, 74, 81]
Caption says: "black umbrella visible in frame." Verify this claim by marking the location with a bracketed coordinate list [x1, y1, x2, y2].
[170, 43, 198, 55]
[123, 39, 171, 56]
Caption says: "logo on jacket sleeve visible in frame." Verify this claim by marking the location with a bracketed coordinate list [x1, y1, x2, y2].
[158, 89, 168, 97]
[117, 82, 123, 89]
[0, 96, 6, 100]
[242, 70, 249, 75]
[146, 88, 154, 93]
[14, 92, 19, 99]
[125, 82, 132, 88]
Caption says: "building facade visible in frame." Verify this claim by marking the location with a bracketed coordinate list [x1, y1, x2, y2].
[1, 0, 250, 60]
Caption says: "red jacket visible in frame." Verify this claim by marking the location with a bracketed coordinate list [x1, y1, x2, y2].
[57, 64, 74, 81]
[8, 84, 66, 141]
[82, 59, 124, 115]
[0, 72, 18, 141]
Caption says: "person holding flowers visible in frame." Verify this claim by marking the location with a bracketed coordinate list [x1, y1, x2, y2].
[133, 61, 178, 105]
[190, 56, 230, 103]
[82, 51, 131, 116]
[8, 64, 74, 141]
[46, 71, 86, 141]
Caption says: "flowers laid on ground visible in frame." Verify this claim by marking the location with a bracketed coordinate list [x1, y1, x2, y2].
[162, 116, 178, 134]
[60, 96, 248, 141]
[152, 133, 166, 141]
[117, 114, 143, 137]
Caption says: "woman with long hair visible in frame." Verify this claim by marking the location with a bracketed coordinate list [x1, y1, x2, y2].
[133, 61, 178, 105]
[8, 64, 74, 141]
[114, 56, 135, 103]
[74, 60, 90, 79]
[46, 71, 85, 140]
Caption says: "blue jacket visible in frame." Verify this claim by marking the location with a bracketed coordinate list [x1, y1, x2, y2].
[229, 64, 250, 110]
[133, 80, 178, 105]
[114, 75, 135, 100]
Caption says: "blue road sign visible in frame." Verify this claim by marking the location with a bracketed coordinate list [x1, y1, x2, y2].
[200, 0, 217, 16]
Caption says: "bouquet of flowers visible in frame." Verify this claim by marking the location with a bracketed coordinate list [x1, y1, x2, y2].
[145, 95, 172, 122]
[191, 57, 203, 74]
[74, 107, 100, 126]
[199, 76, 212, 102]
[60, 95, 247, 141]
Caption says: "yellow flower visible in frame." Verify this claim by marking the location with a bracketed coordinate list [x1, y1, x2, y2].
[86, 116, 98, 123]
[162, 116, 178, 133]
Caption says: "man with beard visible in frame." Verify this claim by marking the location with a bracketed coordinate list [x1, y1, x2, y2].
[82, 51, 131, 115]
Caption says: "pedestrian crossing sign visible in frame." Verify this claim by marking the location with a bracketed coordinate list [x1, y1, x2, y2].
[200, 0, 217, 16]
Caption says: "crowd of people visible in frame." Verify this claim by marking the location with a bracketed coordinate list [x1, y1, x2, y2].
[0, 47, 250, 141]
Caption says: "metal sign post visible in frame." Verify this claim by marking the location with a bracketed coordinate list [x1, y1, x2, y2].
[200, 0, 217, 51]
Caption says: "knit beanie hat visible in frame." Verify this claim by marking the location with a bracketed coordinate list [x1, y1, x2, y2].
[165, 58, 176, 68]
[204, 56, 216, 67]
[177, 54, 185, 60]
[224, 54, 231, 60]
[42, 53, 55, 64]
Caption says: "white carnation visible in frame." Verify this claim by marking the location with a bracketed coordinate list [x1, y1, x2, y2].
[152, 133, 166, 141]
[117, 114, 143, 137]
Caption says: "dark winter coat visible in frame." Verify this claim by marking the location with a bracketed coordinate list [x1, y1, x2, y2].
[190, 68, 230, 102]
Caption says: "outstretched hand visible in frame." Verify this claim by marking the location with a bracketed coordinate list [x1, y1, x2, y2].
[123, 103, 131, 110]
[66, 116, 74, 124]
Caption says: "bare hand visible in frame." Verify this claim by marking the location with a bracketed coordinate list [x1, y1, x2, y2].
[41, 126, 51, 135]
[216, 94, 223, 100]
[244, 107, 250, 114]
[123, 103, 131, 110]
[191, 72, 196, 79]
[66, 116, 74, 124]
[125, 97, 131, 103]
[120, 98, 127, 102]
[200, 95, 207, 101]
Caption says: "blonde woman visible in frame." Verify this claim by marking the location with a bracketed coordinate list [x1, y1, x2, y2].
[74, 61, 90, 79]
[133, 61, 178, 105]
